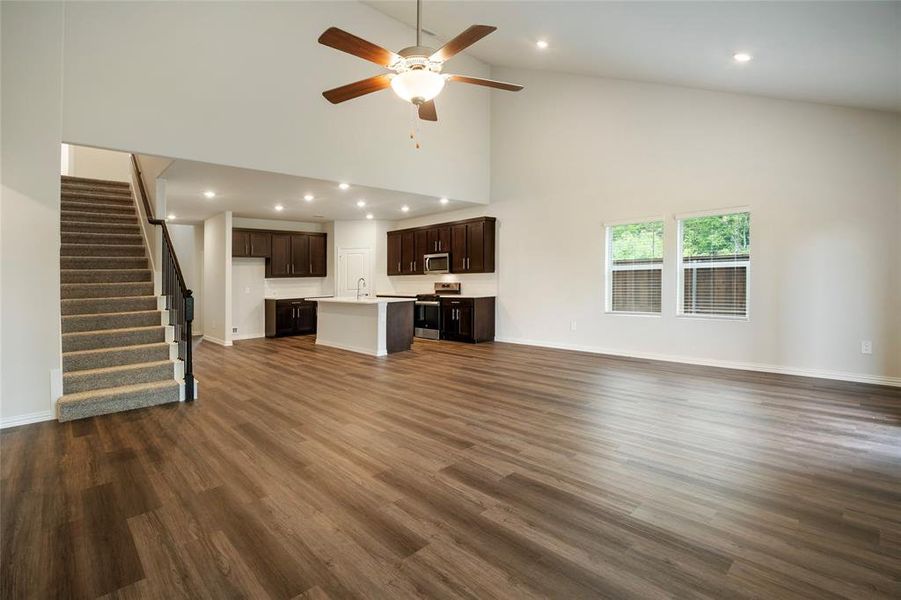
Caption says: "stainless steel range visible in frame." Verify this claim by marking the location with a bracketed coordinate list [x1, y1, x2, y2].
[414, 282, 461, 339]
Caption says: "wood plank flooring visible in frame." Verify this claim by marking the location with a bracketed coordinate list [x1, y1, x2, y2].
[2, 336, 900, 599]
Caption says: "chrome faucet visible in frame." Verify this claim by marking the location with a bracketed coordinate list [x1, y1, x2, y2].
[356, 277, 367, 300]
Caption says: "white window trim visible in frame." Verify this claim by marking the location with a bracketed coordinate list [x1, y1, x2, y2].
[604, 219, 664, 316]
[675, 212, 751, 321]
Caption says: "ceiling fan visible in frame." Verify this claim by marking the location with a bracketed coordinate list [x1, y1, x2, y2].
[318, 0, 523, 122]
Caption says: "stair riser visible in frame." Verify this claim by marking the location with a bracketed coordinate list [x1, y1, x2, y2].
[61, 201, 136, 215]
[61, 222, 141, 235]
[62, 211, 137, 224]
[61, 232, 143, 246]
[63, 362, 175, 394]
[61, 269, 152, 284]
[62, 283, 154, 299]
[62, 311, 162, 333]
[63, 327, 166, 352]
[58, 384, 179, 422]
[62, 176, 131, 189]
[63, 343, 172, 372]
[62, 296, 158, 315]
[62, 191, 133, 204]
[61, 256, 148, 270]
[61, 244, 145, 257]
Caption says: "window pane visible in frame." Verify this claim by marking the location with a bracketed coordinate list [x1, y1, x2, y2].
[680, 212, 750, 317]
[609, 221, 663, 313]
[681, 213, 750, 260]
[611, 221, 663, 263]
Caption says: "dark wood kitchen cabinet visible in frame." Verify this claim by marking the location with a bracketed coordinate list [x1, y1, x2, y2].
[440, 296, 495, 343]
[265, 298, 317, 337]
[386, 217, 494, 275]
[265, 232, 327, 278]
[232, 229, 271, 258]
[387, 231, 402, 275]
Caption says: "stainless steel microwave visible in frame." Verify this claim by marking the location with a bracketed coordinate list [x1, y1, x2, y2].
[423, 252, 450, 274]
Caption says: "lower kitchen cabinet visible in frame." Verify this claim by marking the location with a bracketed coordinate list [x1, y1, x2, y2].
[440, 297, 495, 343]
[265, 298, 317, 337]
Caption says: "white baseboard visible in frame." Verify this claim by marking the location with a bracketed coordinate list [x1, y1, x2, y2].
[495, 337, 901, 388]
[1, 410, 55, 429]
[202, 335, 232, 347]
[315, 339, 384, 357]
[232, 332, 265, 341]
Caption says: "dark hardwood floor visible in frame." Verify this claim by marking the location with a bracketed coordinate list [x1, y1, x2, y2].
[2, 336, 900, 599]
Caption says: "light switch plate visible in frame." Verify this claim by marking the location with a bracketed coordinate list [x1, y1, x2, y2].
[861, 340, 872, 354]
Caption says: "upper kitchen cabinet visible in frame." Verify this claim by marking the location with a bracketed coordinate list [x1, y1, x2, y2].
[387, 217, 494, 275]
[232, 229, 273, 258]
[234, 228, 325, 278]
[387, 231, 402, 276]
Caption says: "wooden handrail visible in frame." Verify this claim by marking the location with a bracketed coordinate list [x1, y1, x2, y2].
[130, 154, 190, 294]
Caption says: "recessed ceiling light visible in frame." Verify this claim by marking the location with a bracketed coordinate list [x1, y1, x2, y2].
[338, 182, 350, 190]
[203, 190, 216, 199]
[439, 197, 449, 205]
[274, 204, 284, 211]
[366, 213, 374, 220]
[167, 214, 176, 220]
[303, 194, 314, 202]
[356, 200, 366, 208]
[733, 52, 752, 63]
[401, 205, 410, 212]
[536, 40, 549, 50]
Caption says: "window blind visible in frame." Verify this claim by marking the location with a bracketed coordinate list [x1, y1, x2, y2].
[607, 221, 663, 314]
[678, 212, 750, 317]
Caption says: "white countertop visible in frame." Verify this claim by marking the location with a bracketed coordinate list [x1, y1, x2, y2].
[313, 297, 414, 305]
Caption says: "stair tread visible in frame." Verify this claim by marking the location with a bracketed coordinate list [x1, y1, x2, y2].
[62, 341, 170, 357]
[63, 295, 156, 301]
[59, 380, 179, 403]
[62, 175, 130, 187]
[62, 325, 165, 338]
[63, 360, 173, 379]
[61, 281, 152, 288]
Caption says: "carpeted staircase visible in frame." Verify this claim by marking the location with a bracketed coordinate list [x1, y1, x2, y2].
[58, 175, 182, 421]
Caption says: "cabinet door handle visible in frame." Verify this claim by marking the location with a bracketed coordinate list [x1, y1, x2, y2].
[309, 262, 312, 273]
[397, 261, 401, 273]
[250, 240, 254, 255]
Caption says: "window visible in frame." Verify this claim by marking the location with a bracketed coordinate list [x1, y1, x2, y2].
[677, 211, 750, 317]
[606, 220, 664, 313]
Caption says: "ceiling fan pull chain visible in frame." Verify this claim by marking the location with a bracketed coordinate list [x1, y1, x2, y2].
[410, 104, 422, 149]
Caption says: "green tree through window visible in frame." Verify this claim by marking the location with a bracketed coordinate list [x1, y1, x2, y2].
[681, 213, 750, 259]
[611, 221, 663, 263]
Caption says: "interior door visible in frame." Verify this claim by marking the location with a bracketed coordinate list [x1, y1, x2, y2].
[400, 231, 415, 274]
[291, 234, 310, 276]
[309, 235, 326, 276]
[450, 224, 467, 272]
[269, 234, 292, 277]
[466, 221, 485, 273]
[387, 232, 402, 275]
[337, 248, 371, 297]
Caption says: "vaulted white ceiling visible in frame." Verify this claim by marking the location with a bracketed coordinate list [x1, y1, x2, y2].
[366, 1, 901, 112]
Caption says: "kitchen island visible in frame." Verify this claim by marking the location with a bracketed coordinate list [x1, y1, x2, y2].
[312, 297, 414, 356]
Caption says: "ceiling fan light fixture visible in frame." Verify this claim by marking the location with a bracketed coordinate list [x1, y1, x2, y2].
[390, 69, 446, 104]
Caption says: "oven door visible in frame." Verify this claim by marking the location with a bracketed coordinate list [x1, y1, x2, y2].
[423, 253, 450, 274]
[414, 301, 441, 339]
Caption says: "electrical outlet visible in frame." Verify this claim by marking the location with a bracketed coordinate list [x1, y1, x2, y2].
[861, 340, 872, 355]
[570, 320, 577, 332]
[244, 287, 251, 294]
[232, 327, 238, 334]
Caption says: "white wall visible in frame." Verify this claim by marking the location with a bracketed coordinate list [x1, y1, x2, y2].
[60, 1, 491, 203]
[67, 145, 131, 182]
[487, 67, 901, 383]
[1, 1, 65, 426]
[168, 224, 204, 335]
[202, 212, 232, 345]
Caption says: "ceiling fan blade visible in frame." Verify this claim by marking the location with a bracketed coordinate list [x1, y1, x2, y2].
[418, 99, 437, 121]
[318, 27, 400, 67]
[430, 25, 496, 62]
[447, 75, 524, 92]
[322, 74, 392, 104]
